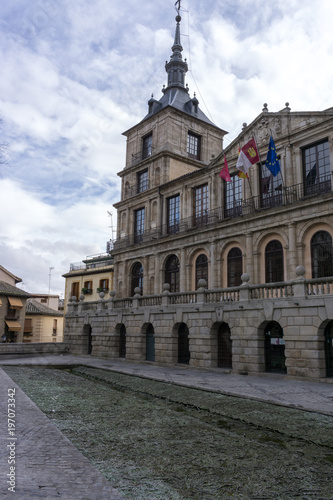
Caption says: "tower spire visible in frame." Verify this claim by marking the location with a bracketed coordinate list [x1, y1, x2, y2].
[164, 7, 188, 93]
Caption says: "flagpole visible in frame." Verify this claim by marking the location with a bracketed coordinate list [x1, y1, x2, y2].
[270, 129, 287, 203]
[238, 141, 254, 200]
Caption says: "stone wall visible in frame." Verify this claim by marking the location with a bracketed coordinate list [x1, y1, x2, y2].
[64, 273, 333, 380]
[0, 342, 68, 359]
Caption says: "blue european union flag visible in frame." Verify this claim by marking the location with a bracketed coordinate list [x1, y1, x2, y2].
[266, 136, 281, 177]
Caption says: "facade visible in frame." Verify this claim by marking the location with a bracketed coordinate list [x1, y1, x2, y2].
[24, 297, 64, 343]
[0, 266, 30, 343]
[63, 252, 114, 313]
[64, 11, 333, 379]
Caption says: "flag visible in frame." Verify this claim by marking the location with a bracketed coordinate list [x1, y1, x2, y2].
[236, 138, 259, 175]
[261, 174, 271, 194]
[237, 170, 249, 179]
[266, 136, 281, 176]
[219, 155, 231, 182]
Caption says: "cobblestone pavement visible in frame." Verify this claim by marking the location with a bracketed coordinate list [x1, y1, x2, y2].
[0, 354, 333, 499]
[0, 366, 124, 499]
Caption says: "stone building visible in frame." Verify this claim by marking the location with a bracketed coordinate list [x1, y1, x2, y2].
[24, 297, 64, 343]
[0, 266, 30, 343]
[64, 10, 333, 379]
[63, 251, 114, 314]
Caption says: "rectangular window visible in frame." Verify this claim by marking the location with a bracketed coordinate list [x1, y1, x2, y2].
[187, 132, 201, 160]
[167, 195, 180, 234]
[98, 279, 109, 292]
[225, 175, 242, 218]
[142, 133, 153, 159]
[83, 280, 93, 293]
[71, 282, 80, 299]
[303, 140, 331, 196]
[194, 184, 208, 227]
[134, 208, 145, 243]
[260, 163, 283, 209]
[137, 169, 149, 193]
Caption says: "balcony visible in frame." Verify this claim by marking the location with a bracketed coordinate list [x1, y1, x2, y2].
[114, 176, 332, 250]
[131, 147, 154, 167]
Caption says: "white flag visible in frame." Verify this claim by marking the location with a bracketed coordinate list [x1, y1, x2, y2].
[236, 150, 252, 175]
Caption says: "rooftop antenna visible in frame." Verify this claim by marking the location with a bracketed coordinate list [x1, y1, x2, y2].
[107, 210, 115, 242]
[48, 266, 54, 294]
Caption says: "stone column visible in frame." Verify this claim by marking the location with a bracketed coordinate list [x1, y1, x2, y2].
[154, 253, 161, 295]
[180, 247, 186, 292]
[209, 241, 217, 289]
[245, 232, 254, 278]
[288, 222, 297, 279]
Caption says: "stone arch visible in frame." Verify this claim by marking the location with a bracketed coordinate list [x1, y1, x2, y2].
[263, 320, 286, 374]
[141, 322, 155, 362]
[83, 323, 92, 355]
[210, 322, 232, 369]
[115, 323, 126, 358]
[324, 320, 333, 377]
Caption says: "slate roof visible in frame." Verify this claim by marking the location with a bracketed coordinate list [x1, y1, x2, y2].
[25, 299, 63, 317]
[0, 281, 30, 298]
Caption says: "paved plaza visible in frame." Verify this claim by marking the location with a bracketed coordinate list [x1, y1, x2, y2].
[0, 354, 332, 498]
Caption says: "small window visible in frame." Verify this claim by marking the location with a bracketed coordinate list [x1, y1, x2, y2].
[142, 133, 153, 159]
[98, 279, 109, 292]
[311, 231, 333, 278]
[195, 254, 208, 287]
[265, 240, 284, 283]
[41, 298, 47, 303]
[137, 170, 149, 193]
[194, 184, 208, 227]
[71, 282, 80, 299]
[134, 208, 145, 243]
[83, 281, 93, 294]
[187, 132, 201, 160]
[167, 195, 180, 234]
[303, 140, 331, 196]
[225, 175, 242, 218]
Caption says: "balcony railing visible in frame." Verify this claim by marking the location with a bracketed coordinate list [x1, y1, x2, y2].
[114, 176, 332, 250]
[66, 273, 333, 315]
[131, 147, 154, 167]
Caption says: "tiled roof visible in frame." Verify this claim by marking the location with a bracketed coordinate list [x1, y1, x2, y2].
[0, 281, 30, 297]
[26, 299, 63, 316]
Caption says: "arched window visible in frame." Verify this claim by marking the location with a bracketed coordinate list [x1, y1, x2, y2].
[227, 247, 242, 287]
[165, 255, 180, 293]
[195, 254, 208, 287]
[311, 231, 333, 278]
[265, 240, 284, 283]
[131, 262, 143, 295]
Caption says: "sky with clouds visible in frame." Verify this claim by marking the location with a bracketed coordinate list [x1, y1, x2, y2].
[0, 0, 332, 297]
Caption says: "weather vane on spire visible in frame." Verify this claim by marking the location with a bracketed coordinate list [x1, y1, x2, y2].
[175, 0, 181, 14]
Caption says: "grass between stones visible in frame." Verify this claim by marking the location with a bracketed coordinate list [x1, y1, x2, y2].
[4, 365, 333, 500]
